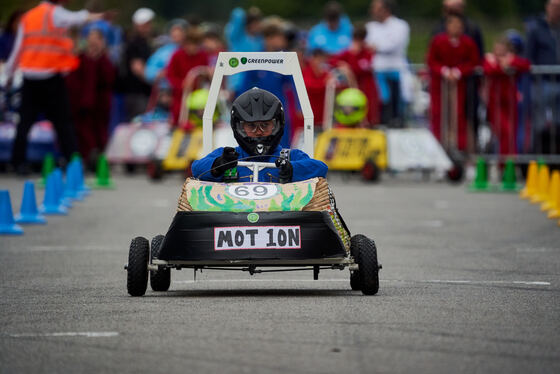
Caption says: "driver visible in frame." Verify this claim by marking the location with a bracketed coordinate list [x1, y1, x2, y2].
[192, 87, 327, 183]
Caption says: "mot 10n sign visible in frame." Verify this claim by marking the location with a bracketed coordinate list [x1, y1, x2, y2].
[214, 226, 301, 251]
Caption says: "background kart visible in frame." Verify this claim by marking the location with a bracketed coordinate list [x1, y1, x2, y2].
[294, 68, 459, 182]
[125, 52, 381, 296]
[144, 67, 237, 180]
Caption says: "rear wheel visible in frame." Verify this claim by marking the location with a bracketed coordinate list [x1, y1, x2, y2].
[127, 237, 149, 296]
[150, 235, 171, 292]
[351, 235, 380, 295]
[361, 159, 380, 182]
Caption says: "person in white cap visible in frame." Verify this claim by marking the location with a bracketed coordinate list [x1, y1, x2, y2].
[122, 7, 155, 120]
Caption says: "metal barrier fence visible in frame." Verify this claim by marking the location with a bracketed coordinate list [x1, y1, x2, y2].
[407, 64, 560, 163]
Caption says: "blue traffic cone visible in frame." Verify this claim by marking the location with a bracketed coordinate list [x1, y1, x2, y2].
[15, 181, 46, 224]
[0, 190, 24, 235]
[62, 162, 82, 202]
[40, 173, 68, 215]
[74, 158, 91, 198]
[52, 168, 72, 208]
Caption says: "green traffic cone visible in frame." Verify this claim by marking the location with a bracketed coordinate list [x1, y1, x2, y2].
[89, 154, 114, 189]
[469, 157, 490, 191]
[71, 152, 82, 162]
[38, 153, 55, 188]
[501, 159, 518, 192]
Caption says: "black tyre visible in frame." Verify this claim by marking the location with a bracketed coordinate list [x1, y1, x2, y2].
[351, 235, 380, 295]
[150, 235, 171, 292]
[349, 238, 361, 291]
[446, 162, 464, 183]
[127, 237, 149, 296]
[124, 163, 137, 174]
[147, 159, 164, 181]
[350, 272, 361, 291]
[361, 159, 380, 182]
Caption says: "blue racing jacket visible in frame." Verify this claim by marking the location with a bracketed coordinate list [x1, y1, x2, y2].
[192, 146, 328, 183]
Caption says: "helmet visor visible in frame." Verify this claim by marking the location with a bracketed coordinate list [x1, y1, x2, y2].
[236, 119, 281, 138]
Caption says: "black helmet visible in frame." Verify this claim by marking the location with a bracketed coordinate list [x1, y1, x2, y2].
[231, 87, 284, 156]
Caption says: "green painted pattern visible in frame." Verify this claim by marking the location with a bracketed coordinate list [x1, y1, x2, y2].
[186, 180, 317, 212]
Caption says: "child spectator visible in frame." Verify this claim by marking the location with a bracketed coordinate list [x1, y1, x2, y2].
[331, 23, 380, 125]
[144, 19, 187, 84]
[201, 24, 226, 67]
[66, 28, 115, 165]
[166, 28, 209, 127]
[302, 48, 331, 128]
[427, 12, 479, 151]
[483, 37, 530, 155]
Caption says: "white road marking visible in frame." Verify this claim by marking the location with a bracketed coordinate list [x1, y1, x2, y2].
[25, 245, 119, 252]
[151, 199, 171, 208]
[516, 247, 553, 253]
[422, 220, 444, 228]
[350, 220, 445, 228]
[173, 279, 551, 286]
[421, 280, 551, 286]
[434, 200, 449, 209]
[8, 332, 119, 338]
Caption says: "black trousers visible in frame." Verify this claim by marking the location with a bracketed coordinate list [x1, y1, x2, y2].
[12, 75, 77, 166]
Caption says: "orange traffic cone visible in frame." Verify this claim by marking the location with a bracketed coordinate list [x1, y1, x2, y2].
[548, 171, 560, 219]
[520, 161, 538, 200]
[541, 171, 559, 211]
[531, 165, 549, 204]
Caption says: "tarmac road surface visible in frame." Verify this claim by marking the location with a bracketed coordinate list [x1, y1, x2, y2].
[1, 173, 559, 373]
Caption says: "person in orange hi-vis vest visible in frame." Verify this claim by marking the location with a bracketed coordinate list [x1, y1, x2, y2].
[5, 0, 106, 175]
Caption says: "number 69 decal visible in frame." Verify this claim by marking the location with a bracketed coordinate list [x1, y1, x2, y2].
[226, 184, 279, 200]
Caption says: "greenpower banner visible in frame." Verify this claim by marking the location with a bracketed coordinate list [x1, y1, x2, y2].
[185, 179, 318, 212]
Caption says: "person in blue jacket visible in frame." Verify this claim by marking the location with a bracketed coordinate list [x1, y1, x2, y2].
[224, 7, 264, 93]
[307, 1, 352, 55]
[192, 88, 327, 183]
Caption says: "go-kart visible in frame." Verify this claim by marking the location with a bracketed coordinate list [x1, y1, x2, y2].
[125, 52, 381, 296]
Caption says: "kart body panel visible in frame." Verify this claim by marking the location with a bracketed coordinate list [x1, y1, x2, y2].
[105, 121, 170, 165]
[315, 128, 388, 171]
[158, 211, 347, 263]
[0, 121, 58, 163]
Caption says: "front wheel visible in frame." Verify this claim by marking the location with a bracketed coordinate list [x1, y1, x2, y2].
[150, 235, 171, 292]
[127, 237, 149, 296]
[351, 235, 380, 295]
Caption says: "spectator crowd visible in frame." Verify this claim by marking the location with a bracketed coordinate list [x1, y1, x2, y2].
[0, 0, 559, 173]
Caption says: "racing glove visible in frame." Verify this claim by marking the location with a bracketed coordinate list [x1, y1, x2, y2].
[211, 147, 239, 177]
[275, 158, 293, 184]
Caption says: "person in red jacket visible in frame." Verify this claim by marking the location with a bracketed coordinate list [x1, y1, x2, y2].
[66, 28, 115, 165]
[427, 12, 479, 151]
[302, 48, 331, 128]
[483, 37, 531, 155]
[166, 28, 209, 127]
[331, 23, 380, 125]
